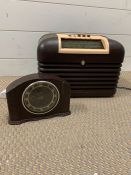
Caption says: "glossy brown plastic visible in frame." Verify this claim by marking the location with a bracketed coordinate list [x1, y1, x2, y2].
[37, 33, 125, 97]
[6, 73, 71, 125]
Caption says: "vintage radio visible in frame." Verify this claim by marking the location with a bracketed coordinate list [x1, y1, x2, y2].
[37, 33, 125, 97]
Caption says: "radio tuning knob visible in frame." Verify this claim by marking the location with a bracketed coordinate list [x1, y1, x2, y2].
[81, 60, 86, 66]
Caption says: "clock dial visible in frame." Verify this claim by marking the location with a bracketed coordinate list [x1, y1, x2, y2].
[22, 81, 60, 114]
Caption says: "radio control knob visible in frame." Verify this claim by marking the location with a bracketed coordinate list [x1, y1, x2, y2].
[81, 60, 86, 66]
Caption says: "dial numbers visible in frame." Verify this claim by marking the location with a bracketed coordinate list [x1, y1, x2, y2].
[22, 81, 60, 114]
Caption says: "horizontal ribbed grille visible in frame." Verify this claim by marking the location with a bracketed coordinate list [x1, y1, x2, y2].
[38, 62, 121, 93]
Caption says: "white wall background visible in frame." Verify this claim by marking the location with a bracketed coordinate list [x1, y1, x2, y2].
[0, 0, 131, 75]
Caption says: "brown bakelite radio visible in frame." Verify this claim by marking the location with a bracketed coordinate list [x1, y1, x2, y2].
[37, 33, 125, 97]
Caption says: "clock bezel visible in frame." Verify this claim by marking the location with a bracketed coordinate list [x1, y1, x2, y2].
[22, 81, 60, 115]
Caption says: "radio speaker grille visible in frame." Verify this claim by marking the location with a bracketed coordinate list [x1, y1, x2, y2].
[38, 62, 121, 97]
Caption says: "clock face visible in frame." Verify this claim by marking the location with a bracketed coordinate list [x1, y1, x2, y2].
[22, 81, 60, 114]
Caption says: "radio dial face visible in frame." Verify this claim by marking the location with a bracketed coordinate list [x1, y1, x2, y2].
[57, 34, 109, 54]
[22, 81, 60, 114]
